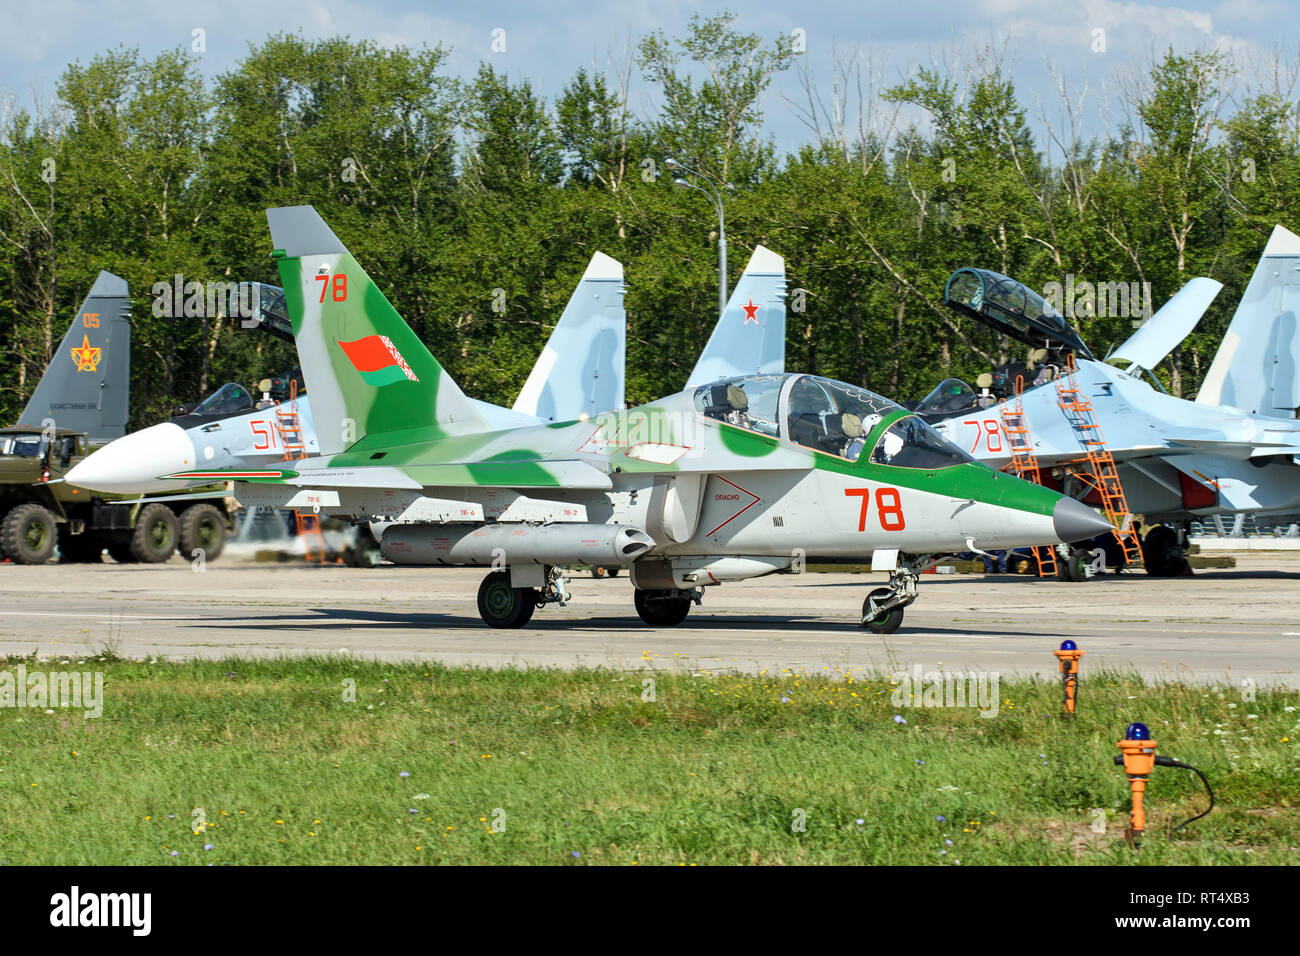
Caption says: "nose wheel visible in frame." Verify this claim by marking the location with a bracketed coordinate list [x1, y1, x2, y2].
[860, 563, 923, 633]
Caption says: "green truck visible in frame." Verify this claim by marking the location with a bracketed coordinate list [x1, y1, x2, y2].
[0, 425, 232, 564]
[2, 270, 233, 565]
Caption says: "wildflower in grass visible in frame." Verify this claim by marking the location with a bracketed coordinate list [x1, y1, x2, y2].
[893, 715, 907, 724]
[204, 844, 213, 851]
[400, 771, 410, 777]
[936, 815, 945, 822]
[856, 819, 865, 826]
[170, 851, 178, 857]
[915, 759, 924, 765]
[571, 851, 581, 858]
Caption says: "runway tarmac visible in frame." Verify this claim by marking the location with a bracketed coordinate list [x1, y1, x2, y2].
[2, 554, 1297, 686]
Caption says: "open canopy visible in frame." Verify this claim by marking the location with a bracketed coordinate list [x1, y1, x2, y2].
[943, 268, 1094, 360]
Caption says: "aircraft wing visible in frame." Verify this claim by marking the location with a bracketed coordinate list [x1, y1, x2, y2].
[161, 459, 613, 491]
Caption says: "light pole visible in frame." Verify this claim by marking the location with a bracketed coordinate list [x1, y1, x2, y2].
[665, 157, 729, 318]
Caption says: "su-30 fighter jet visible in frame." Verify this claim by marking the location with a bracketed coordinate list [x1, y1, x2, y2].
[152, 205, 1107, 631]
[915, 227, 1300, 577]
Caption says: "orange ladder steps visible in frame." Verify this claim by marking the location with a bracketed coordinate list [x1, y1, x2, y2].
[1053, 357, 1144, 569]
[998, 376, 1058, 577]
[274, 379, 308, 461]
[293, 510, 334, 565]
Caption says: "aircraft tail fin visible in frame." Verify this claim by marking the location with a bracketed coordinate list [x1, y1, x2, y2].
[17, 271, 131, 443]
[1196, 224, 1300, 417]
[685, 245, 786, 388]
[265, 206, 489, 454]
[512, 252, 625, 422]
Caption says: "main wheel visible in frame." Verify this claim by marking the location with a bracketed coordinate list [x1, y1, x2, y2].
[1063, 549, 1094, 582]
[476, 571, 538, 628]
[633, 589, 691, 626]
[1, 503, 57, 564]
[58, 528, 104, 563]
[130, 503, 178, 563]
[860, 587, 903, 634]
[179, 503, 227, 561]
[1142, 525, 1185, 577]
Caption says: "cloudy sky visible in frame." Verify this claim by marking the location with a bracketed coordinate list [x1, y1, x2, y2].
[0, 0, 1293, 152]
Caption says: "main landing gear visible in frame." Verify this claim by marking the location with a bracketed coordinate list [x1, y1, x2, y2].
[476, 566, 572, 629]
[633, 588, 702, 626]
[860, 558, 931, 634]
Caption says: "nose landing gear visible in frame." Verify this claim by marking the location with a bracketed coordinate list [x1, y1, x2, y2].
[860, 560, 927, 634]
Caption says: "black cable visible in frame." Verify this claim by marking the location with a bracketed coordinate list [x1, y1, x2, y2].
[1154, 756, 1215, 833]
[1112, 754, 1215, 835]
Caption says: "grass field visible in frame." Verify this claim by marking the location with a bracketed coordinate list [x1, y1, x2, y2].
[0, 653, 1295, 865]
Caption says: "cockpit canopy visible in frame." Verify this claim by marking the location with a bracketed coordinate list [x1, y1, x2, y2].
[192, 382, 255, 417]
[943, 268, 1094, 360]
[692, 373, 973, 467]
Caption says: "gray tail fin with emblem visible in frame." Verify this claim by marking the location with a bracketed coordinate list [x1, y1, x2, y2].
[17, 271, 131, 443]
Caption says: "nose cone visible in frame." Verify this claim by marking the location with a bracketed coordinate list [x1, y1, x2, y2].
[1052, 497, 1114, 543]
[66, 422, 198, 493]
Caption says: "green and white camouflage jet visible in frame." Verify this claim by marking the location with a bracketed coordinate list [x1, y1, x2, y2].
[165, 206, 1110, 631]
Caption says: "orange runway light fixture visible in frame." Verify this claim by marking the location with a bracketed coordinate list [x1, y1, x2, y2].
[1052, 640, 1084, 716]
[1115, 722, 1157, 847]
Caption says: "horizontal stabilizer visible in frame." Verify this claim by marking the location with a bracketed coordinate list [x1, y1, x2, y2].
[1111, 277, 1221, 373]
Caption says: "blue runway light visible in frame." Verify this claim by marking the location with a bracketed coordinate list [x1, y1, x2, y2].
[1060, 640, 1077, 651]
[1125, 722, 1151, 740]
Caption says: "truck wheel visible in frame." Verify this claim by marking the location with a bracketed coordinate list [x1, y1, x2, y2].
[1, 503, 58, 564]
[58, 528, 104, 563]
[107, 537, 136, 564]
[130, 504, 178, 563]
[179, 504, 226, 561]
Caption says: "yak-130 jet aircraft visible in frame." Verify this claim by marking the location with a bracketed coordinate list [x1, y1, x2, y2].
[68, 242, 788, 506]
[916, 227, 1300, 576]
[151, 206, 1106, 631]
[67, 255, 625, 494]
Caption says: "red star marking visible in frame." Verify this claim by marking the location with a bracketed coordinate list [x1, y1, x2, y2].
[741, 299, 759, 324]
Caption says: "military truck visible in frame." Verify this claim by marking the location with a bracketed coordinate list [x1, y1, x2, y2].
[0, 425, 233, 564]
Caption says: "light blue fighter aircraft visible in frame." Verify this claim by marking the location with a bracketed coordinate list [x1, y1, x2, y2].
[915, 225, 1300, 577]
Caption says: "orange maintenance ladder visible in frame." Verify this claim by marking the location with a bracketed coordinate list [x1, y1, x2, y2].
[999, 376, 1058, 577]
[274, 381, 333, 564]
[1051, 356, 1143, 569]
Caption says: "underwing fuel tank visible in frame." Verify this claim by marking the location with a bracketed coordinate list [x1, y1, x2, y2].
[380, 522, 655, 567]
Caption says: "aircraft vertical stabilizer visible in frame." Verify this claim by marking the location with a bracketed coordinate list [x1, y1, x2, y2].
[513, 252, 625, 422]
[1196, 224, 1300, 417]
[265, 206, 489, 453]
[17, 271, 131, 443]
[685, 245, 786, 388]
